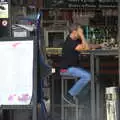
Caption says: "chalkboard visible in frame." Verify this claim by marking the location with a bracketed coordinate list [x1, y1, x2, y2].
[0, 40, 33, 105]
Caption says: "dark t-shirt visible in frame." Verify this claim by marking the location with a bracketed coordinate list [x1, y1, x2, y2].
[60, 35, 81, 69]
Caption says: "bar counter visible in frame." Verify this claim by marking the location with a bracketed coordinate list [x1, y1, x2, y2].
[46, 48, 119, 120]
[81, 49, 118, 120]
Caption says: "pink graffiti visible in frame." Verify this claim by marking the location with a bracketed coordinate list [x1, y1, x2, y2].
[18, 94, 30, 102]
[8, 94, 16, 101]
[12, 43, 21, 48]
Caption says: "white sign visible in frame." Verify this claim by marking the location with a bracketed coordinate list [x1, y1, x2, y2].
[13, 31, 27, 38]
[0, 2, 8, 18]
[0, 40, 33, 105]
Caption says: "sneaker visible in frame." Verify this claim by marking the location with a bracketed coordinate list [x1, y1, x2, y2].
[63, 93, 75, 105]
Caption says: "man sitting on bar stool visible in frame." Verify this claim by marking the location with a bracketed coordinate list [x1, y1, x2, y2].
[60, 23, 103, 104]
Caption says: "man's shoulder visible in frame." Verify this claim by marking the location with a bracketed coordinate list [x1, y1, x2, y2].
[65, 36, 73, 43]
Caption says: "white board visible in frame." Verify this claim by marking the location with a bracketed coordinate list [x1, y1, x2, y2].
[0, 40, 33, 105]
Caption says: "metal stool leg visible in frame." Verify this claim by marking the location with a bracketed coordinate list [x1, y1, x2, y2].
[75, 78, 79, 120]
[61, 76, 79, 120]
[75, 99, 79, 120]
[61, 77, 64, 120]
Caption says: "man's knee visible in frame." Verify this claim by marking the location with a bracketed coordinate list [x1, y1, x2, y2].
[83, 72, 91, 81]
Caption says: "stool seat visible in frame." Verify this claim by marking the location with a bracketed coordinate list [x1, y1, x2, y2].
[60, 69, 78, 77]
[60, 70, 79, 120]
[60, 71, 73, 76]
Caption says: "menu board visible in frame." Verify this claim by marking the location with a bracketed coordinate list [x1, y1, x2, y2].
[44, 0, 117, 8]
[0, 40, 33, 105]
[0, 1, 8, 18]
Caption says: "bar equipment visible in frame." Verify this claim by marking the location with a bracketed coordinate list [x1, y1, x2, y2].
[105, 87, 119, 120]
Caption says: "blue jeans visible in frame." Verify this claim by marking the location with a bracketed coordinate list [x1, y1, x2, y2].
[67, 67, 91, 96]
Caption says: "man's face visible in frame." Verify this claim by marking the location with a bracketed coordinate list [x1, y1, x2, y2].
[72, 30, 78, 40]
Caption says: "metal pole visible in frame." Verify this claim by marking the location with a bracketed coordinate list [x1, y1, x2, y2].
[90, 53, 96, 120]
[8, 0, 12, 36]
[118, 2, 120, 120]
[118, 0, 120, 87]
[32, 31, 38, 120]
[96, 57, 100, 120]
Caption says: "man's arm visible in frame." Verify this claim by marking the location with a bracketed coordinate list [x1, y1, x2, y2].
[75, 35, 90, 51]
[75, 43, 102, 51]
[75, 44, 86, 51]
[80, 35, 90, 50]
[89, 44, 102, 49]
[77, 28, 102, 50]
[77, 27, 90, 50]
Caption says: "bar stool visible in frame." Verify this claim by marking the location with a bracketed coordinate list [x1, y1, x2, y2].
[60, 69, 79, 120]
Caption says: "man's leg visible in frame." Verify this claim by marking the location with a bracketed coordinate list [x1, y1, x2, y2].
[68, 67, 91, 96]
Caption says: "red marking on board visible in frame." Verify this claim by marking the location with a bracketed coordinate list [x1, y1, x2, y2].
[18, 94, 30, 102]
[8, 94, 17, 101]
[8, 95, 14, 101]
[8, 95, 13, 101]
[12, 43, 21, 48]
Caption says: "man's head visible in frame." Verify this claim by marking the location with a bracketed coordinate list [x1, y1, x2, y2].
[68, 23, 83, 40]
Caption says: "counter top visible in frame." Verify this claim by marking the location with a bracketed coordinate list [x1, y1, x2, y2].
[80, 49, 118, 56]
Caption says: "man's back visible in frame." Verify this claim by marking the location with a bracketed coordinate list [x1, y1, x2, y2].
[60, 36, 81, 69]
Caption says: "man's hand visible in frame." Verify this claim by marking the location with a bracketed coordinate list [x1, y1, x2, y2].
[100, 42, 108, 48]
[76, 27, 90, 50]
[75, 44, 90, 51]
